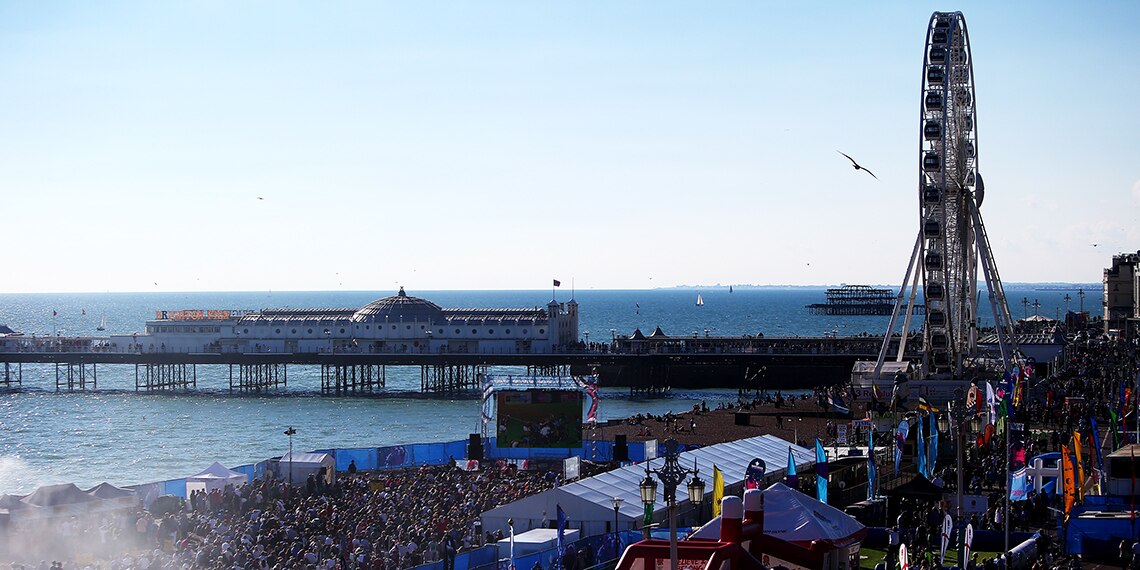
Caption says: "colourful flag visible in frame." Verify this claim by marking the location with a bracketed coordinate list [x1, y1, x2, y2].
[786, 446, 798, 488]
[986, 382, 996, 426]
[745, 458, 766, 490]
[895, 420, 910, 475]
[1074, 432, 1086, 502]
[556, 504, 567, 566]
[867, 427, 877, 501]
[1091, 416, 1106, 494]
[712, 465, 724, 518]
[928, 411, 939, 474]
[1061, 444, 1075, 520]
[1111, 407, 1122, 450]
[916, 415, 927, 478]
[815, 439, 828, 504]
[917, 396, 939, 413]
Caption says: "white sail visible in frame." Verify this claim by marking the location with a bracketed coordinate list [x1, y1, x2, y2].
[696, 294, 704, 306]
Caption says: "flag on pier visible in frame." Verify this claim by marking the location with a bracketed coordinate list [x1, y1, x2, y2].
[815, 439, 828, 504]
[1091, 416, 1105, 494]
[553, 279, 561, 287]
[785, 446, 798, 488]
[867, 427, 877, 501]
[940, 513, 952, 566]
[1061, 444, 1075, 520]
[916, 414, 927, 478]
[1074, 432, 1086, 502]
[928, 410, 938, 474]
[894, 420, 910, 475]
[917, 396, 939, 413]
[556, 504, 567, 566]
[712, 465, 724, 518]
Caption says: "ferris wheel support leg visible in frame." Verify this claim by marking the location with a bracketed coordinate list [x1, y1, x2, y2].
[897, 256, 924, 362]
[873, 231, 924, 381]
[969, 203, 1019, 374]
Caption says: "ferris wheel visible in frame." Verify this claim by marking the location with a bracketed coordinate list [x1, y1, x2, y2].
[874, 11, 1018, 380]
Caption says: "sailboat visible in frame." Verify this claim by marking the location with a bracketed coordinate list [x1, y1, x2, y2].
[96, 316, 106, 332]
[729, 285, 733, 293]
[696, 294, 704, 307]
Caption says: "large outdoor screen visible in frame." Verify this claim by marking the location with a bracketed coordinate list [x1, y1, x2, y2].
[495, 390, 583, 448]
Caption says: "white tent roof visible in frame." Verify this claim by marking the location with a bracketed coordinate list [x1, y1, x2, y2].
[692, 483, 865, 547]
[481, 435, 814, 531]
[188, 462, 247, 482]
[279, 452, 333, 466]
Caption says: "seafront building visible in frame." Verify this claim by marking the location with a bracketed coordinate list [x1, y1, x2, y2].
[1103, 251, 1140, 339]
[108, 288, 580, 354]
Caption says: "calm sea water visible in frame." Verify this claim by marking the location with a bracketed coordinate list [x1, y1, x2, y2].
[0, 285, 1099, 494]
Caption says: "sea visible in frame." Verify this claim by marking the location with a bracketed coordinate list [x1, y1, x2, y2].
[0, 285, 1099, 495]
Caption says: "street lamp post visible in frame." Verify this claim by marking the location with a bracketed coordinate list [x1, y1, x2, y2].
[283, 426, 297, 492]
[639, 439, 705, 570]
[611, 496, 624, 545]
[584, 330, 589, 350]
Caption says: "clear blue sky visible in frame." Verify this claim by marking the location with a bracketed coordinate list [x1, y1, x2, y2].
[1, 1, 1137, 293]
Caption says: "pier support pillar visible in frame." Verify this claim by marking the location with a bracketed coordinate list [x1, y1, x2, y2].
[55, 362, 96, 391]
[320, 364, 385, 394]
[2, 362, 20, 386]
[526, 364, 570, 377]
[229, 363, 286, 392]
[420, 364, 483, 393]
[135, 363, 194, 390]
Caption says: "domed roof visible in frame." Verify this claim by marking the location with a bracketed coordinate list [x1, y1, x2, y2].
[351, 288, 445, 323]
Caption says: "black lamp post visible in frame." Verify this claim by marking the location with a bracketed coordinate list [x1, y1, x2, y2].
[639, 439, 706, 570]
[284, 426, 297, 490]
[948, 388, 975, 566]
[611, 496, 623, 543]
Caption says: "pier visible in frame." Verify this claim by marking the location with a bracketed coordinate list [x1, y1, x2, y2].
[0, 333, 921, 394]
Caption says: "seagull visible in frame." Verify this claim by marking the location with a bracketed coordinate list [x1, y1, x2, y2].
[257, 196, 264, 200]
[838, 151, 879, 180]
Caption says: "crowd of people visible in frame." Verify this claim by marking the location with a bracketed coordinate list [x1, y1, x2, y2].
[3, 463, 557, 570]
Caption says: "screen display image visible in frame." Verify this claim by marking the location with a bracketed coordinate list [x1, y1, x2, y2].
[496, 390, 583, 448]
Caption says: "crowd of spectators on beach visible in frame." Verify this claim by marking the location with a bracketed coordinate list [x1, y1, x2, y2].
[3, 463, 558, 570]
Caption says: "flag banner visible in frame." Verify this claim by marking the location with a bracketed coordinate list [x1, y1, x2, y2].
[986, 382, 997, 426]
[713, 465, 724, 518]
[916, 415, 927, 478]
[1061, 444, 1075, 520]
[828, 393, 850, 415]
[867, 427, 877, 501]
[1111, 407, 1122, 450]
[928, 411, 939, 474]
[576, 377, 600, 424]
[556, 505, 567, 567]
[964, 523, 974, 564]
[481, 379, 494, 425]
[900, 543, 909, 570]
[1009, 422, 1027, 501]
[1091, 416, 1106, 494]
[786, 446, 798, 488]
[917, 396, 940, 413]
[1074, 432, 1086, 502]
[895, 420, 910, 475]
[940, 513, 952, 565]
[553, 279, 561, 287]
[815, 439, 828, 504]
[745, 458, 766, 490]
[1009, 467, 1029, 502]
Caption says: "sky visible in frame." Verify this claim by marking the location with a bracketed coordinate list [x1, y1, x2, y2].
[1, 1, 1137, 293]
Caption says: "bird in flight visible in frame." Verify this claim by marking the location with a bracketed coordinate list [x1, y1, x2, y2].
[838, 151, 878, 180]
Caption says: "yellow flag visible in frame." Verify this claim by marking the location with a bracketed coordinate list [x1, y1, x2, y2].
[712, 465, 724, 518]
[1061, 444, 1075, 519]
[1073, 432, 1085, 502]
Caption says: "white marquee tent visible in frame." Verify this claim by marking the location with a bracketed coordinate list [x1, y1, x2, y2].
[277, 452, 336, 485]
[185, 462, 248, 495]
[481, 434, 814, 538]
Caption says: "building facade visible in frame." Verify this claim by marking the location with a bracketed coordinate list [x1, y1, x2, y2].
[110, 288, 579, 354]
[1103, 251, 1140, 338]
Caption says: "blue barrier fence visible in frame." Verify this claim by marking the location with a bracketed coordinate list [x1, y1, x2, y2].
[142, 436, 687, 500]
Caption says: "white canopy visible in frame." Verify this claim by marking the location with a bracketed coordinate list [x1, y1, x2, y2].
[481, 434, 814, 538]
[278, 452, 335, 485]
[186, 462, 248, 495]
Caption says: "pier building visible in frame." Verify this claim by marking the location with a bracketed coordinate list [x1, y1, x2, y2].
[113, 288, 580, 355]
